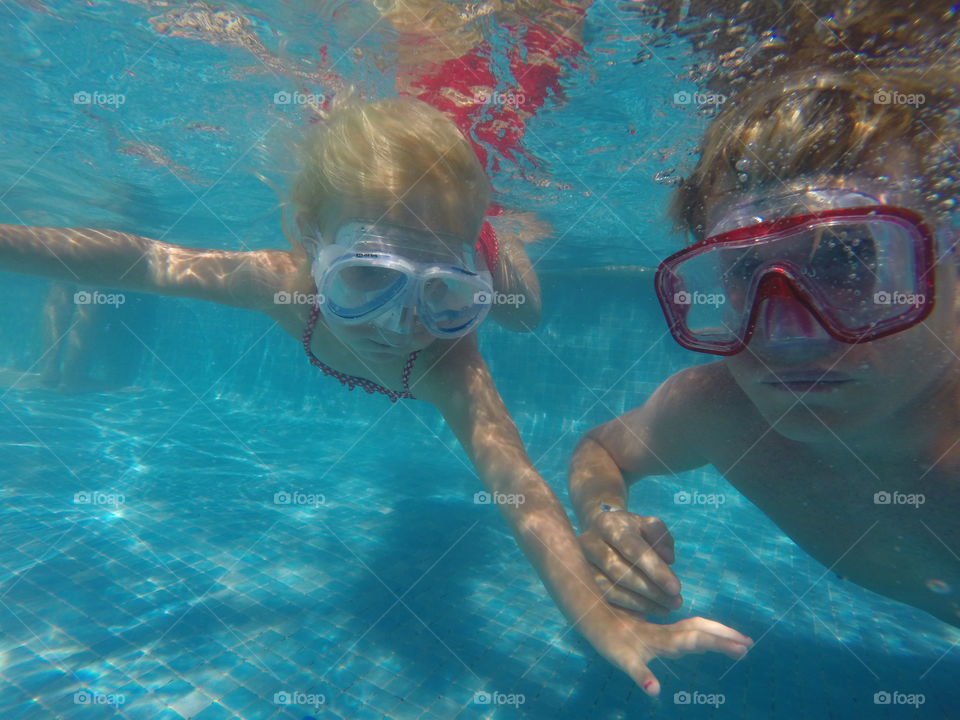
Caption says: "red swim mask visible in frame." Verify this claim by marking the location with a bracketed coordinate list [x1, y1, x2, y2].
[655, 190, 939, 355]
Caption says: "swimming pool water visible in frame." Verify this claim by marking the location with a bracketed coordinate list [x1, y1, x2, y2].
[1, 2, 958, 718]
[1, 271, 957, 719]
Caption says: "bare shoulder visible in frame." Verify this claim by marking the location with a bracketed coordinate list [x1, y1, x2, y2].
[669, 362, 780, 468]
[666, 362, 750, 411]
[660, 362, 757, 433]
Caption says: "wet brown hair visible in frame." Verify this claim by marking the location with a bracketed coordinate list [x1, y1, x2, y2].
[669, 2, 960, 239]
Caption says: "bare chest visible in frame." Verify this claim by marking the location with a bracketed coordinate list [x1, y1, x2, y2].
[712, 441, 960, 626]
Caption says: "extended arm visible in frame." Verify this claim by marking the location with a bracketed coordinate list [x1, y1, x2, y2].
[417, 345, 750, 695]
[568, 368, 714, 615]
[0, 224, 300, 312]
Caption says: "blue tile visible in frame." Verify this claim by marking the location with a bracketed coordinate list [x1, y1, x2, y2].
[192, 702, 234, 720]
[219, 685, 259, 712]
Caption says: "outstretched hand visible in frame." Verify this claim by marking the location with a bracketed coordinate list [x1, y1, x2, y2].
[579, 599, 753, 696]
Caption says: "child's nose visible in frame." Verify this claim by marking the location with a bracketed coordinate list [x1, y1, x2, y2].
[759, 295, 827, 343]
[375, 305, 415, 340]
[753, 275, 834, 353]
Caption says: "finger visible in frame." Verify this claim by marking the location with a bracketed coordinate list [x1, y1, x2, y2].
[637, 669, 660, 697]
[609, 644, 660, 697]
[659, 617, 753, 660]
[590, 546, 683, 609]
[594, 574, 672, 616]
[639, 517, 676, 564]
[579, 531, 612, 567]
[676, 616, 754, 646]
[601, 530, 682, 600]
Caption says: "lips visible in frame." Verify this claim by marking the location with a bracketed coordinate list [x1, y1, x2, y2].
[367, 340, 406, 354]
[761, 371, 854, 392]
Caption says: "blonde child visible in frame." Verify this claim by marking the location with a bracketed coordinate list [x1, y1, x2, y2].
[0, 97, 749, 694]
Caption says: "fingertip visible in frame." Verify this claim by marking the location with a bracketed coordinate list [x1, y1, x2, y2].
[641, 677, 660, 697]
[726, 641, 749, 659]
[660, 570, 681, 595]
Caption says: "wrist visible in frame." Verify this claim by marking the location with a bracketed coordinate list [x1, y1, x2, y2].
[580, 498, 627, 531]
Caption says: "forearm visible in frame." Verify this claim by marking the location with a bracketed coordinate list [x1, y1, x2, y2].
[0, 224, 154, 288]
[0, 224, 287, 309]
[485, 463, 621, 629]
[568, 436, 630, 530]
[427, 345, 616, 627]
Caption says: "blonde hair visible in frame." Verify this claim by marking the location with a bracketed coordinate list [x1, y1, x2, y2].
[670, 3, 960, 239]
[290, 96, 490, 247]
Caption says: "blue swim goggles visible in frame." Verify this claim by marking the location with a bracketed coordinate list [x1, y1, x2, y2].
[308, 221, 494, 339]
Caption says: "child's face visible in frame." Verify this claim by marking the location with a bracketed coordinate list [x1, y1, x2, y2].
[316, 200, 486, 362]
[723, 257, 959, 441]
[710, 184, 960, 441]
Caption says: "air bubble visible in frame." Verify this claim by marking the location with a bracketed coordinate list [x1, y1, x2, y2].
[654, 169, 683, 186]
[926, 578, 953, 595]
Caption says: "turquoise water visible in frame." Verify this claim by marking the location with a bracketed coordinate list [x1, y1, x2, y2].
[1, 2, 958, 719]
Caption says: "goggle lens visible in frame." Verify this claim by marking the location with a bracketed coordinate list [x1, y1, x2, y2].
[325, 262, 408, 319]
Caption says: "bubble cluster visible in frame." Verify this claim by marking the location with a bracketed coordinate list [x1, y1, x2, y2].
[660, 0, 960, 218]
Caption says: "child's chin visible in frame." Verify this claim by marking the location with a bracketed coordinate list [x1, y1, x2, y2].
[362, 339, 426, 358]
